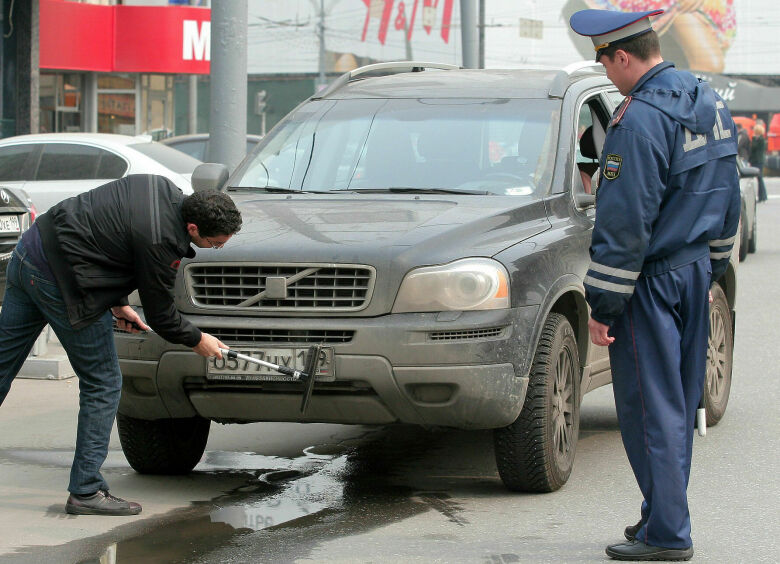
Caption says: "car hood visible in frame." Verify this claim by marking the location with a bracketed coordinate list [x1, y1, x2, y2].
[177, 193, 550, 315]
[216, 193, 549, 263]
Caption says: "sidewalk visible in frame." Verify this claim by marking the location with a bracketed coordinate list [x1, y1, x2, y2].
[18, 330, 75, 381]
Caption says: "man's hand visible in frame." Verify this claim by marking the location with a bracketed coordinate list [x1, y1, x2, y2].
[192, 332, 228, 359]
[588, 317, 615, 346]
[111, 305, 151, 333]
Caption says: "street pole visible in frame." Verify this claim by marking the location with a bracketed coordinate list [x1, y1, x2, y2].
[478, 0, 485, 69]
[188, 0, 201, 134]
[317, 0, 326, 90]
[208, 0, 248, 172]
[459, 0, 478, 69]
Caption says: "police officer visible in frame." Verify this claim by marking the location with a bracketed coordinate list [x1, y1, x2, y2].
[570, 10, 740, 562]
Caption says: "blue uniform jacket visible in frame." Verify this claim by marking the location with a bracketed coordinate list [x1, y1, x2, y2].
[585, 62, 740, 326]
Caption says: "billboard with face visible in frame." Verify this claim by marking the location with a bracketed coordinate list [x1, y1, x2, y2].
[248, 0, 778, 75]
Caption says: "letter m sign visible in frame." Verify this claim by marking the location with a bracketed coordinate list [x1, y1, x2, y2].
[183, 20, 210, 61]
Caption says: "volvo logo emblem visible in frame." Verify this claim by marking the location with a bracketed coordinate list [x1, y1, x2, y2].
[0, 189, 9, 204]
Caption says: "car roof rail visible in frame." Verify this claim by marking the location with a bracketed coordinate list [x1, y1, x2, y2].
[312, 61, 460, 100]
[548, 60, 605, 98]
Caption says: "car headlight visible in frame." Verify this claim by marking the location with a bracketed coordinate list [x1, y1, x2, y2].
[392, 258, 510, 313]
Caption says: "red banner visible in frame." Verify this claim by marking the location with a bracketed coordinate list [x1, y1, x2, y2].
[39, 0, 211, 74]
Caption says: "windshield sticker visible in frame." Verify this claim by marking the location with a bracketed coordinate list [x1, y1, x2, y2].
[603, 154, 623, 180]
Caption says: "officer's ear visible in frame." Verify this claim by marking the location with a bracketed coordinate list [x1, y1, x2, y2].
[614, 49, 630, 67]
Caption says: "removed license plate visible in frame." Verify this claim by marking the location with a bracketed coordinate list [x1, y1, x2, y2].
[207, 347, 335, 382]
[0, 214, 20, 234]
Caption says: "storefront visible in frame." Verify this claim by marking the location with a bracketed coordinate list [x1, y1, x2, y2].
[38, 0, 209, 136]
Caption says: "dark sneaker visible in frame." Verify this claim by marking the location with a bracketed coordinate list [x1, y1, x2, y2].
[65, 490, 142, 516]
[625, 519, 643, 541]
[606, 540, 693, 561]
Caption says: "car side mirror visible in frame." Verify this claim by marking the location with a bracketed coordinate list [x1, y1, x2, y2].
[192, 163, 229, 192]
[740, 165, 760, 178]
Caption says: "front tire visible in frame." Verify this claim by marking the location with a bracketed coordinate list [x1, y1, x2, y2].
[704, 284, 733, 426]
[494, 313, 581, 492]
[117, 413, 210, 474]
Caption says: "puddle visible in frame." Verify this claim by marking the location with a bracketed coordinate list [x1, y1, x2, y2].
[5, 426, 470, 563]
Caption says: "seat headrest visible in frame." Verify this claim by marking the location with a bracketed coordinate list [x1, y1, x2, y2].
[580, 125, 598, 160]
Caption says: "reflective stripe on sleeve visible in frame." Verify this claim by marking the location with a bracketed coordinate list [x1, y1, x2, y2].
[710, 235, 736, 247]
[710, 250, 732, 260]
[584, 275, 635, 294]
[587, 261, 641, 281]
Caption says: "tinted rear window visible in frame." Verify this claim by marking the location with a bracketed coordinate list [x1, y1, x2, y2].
[0, 145, 36, 181]
[128, 142, 202, 174]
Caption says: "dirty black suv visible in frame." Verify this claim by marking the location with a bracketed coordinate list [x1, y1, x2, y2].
[114, 62, 737, 492]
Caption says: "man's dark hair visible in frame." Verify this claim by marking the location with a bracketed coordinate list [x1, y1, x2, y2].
[600, 30, 661, 62]
[181, 190, 242, 237]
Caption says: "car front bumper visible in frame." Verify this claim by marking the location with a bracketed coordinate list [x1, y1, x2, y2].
[115, 305, 539, 430]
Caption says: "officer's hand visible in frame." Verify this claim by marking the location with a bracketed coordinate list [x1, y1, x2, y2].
[709, 290, 713, 304]
[110, 305, 150, 333]
[192, 332, 228, 359]
[588, 317, 615, 347]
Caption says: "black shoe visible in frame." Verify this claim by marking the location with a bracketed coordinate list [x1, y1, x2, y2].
[625, 519, 643, 541]
[65, 490, 142, 516]
[606, 540, 693, 561]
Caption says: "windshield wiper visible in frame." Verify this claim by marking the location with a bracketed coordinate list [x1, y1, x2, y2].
[335, 187, 493, 195]
[228, 186, 324, 194]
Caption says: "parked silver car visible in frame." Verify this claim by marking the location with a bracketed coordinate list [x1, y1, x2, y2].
[0, 133, 199, 213]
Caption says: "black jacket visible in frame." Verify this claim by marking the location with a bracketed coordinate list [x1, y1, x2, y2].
[36, 174, 201, 347]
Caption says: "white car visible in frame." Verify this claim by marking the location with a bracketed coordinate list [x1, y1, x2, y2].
[0, 133, 200, 213]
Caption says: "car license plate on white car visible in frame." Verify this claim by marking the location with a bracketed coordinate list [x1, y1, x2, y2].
[0, 214, 20, 234]
[207, 347, 335, 382]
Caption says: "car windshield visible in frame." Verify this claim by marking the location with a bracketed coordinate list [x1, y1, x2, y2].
[231, 97, 561, 196]
[128, 142, 202, 174]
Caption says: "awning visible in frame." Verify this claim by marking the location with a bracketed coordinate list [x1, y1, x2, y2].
[697, 73, 780, 113]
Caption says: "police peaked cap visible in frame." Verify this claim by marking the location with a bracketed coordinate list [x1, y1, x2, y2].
[570, 9, 663, 61]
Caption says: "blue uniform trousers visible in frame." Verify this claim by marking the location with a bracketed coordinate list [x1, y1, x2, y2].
[608, 252, 711, 550]
[0, 240, 121, 495]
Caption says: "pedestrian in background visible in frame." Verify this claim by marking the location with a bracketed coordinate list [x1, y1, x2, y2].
[737, 122, 751, 162]
[570, 8, 740, 562]
[750, 122, 768, 201]
[0, 175, 242, 516]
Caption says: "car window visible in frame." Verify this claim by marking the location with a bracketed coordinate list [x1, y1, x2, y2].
[96, 151, 129, 179]
[168, 140, 206, 161]
[36, 143, 105, 181]
[0, 145, 36, 181]
[128, 142, 202, 173]
[233, 98, 561, 196]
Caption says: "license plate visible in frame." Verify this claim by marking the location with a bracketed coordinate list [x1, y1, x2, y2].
[207, 347, 335, 382]
[0, 214, 20, 234]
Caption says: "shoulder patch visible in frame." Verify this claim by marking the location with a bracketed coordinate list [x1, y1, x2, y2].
[603, 154, 623, 180]
[610, 96, 632, 127]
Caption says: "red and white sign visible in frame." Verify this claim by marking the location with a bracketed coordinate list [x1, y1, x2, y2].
[39, 0, 211, 74]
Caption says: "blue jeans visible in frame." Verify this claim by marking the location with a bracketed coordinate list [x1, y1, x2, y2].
[0, 240, 121, 495]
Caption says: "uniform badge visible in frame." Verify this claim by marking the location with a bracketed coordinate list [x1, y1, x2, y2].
[603, 154, 623, 180]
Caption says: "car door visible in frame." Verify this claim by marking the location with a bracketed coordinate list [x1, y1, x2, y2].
[30, 143, 128, 213]
[573, 91, 615, 392]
